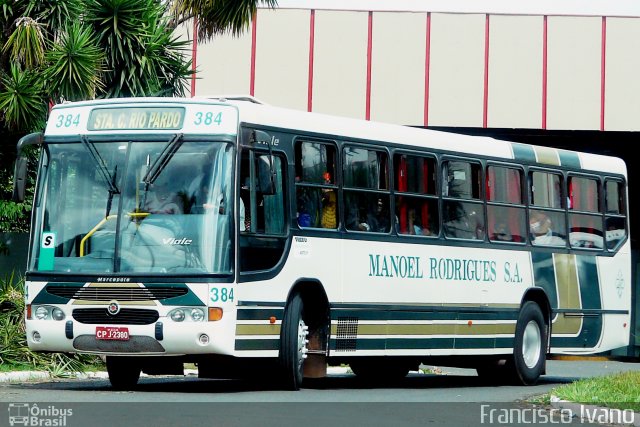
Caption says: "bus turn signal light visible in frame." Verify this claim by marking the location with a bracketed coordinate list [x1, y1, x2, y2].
[208, 307, 223, 321]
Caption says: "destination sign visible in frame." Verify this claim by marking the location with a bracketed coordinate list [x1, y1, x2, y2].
[88, 107, 186, 130]
[45, 102, 238, 136]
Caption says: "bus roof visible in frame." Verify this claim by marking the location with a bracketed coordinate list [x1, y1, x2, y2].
[48, 96, 627, 176]
[216, 96, 627, 177]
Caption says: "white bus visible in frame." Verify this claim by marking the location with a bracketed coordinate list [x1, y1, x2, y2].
[14, 96, 631, 390]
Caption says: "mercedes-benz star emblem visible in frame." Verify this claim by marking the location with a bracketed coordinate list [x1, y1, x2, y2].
[107, 300, 120, 315]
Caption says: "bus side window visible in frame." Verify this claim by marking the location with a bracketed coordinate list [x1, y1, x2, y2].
[529, 170, 566, 247]
[294, 141, 337, 229]
[568, 175, 603, 249]
[486, 165, 525, 244]
[343, 146, 390, 233]
[239, 146, 287, 272]
[604, 179, 627, 250]
[394, 153, 438, 236]
[442, 160, 484, 240]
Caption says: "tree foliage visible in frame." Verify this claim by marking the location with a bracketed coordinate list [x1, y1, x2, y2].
[171, 0, 277, 41]
[0, 0, 195, 232]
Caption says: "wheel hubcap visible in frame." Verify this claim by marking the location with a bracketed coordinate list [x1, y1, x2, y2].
[296, 319, 309, 371]
[522, 320, 542, 368]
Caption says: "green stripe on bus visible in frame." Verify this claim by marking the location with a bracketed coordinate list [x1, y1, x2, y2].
[234, 339, 280, 351]
[237, 308, 284, 321]
[531, 252, 559, 309]
[511, 143, 537, 164]
[330, 337, 504, 351]
[558, 150, 581, 169]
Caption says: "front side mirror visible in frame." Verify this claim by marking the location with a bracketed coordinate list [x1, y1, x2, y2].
[12, 132, 43, 202]
[12, 156, 27, 202]
[250, 129, 271, 145]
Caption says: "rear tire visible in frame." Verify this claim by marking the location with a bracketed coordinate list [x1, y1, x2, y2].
[106, 356, 141, 390]
[278, 293, 307, 390]
[510, 301, 547, 385]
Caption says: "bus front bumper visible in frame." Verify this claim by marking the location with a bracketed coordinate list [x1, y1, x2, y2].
[25, 319, 235, 356]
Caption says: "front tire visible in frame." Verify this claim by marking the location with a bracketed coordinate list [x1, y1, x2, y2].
[106, 356, 141, 390]
[279, 293, 308, 390]
[511, 301, 547, 385]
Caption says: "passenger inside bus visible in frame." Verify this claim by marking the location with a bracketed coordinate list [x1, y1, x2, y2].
[145, 177, 183, 214]
[320, 172, 337, 229]
[529, 210, 565, 246]
[363, 198, 390, 232]
[490, 221, 513, 242]
[407, 207, 431, 236]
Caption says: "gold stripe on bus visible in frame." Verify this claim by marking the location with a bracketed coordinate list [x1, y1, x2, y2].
[330, 323, 515, 336]
[533, 146, 560, 166]
[236, 324, 281, 336]
[552, 254, 583, 334]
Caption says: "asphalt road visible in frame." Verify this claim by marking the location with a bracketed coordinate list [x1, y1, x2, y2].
[0, 359, 638, 427]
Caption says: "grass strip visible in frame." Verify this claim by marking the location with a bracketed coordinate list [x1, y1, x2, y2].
[549, 371, 640, 412]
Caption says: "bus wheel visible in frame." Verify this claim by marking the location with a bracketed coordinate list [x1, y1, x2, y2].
[511, 301, 547, 385]
[106, 356, 141, 390]
[279, 293, 308, 390]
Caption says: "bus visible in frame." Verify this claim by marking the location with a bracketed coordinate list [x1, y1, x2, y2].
[13, 96, 631, 390]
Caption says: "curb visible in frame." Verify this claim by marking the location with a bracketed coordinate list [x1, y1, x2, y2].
[0, 371, 109, 383]
[0, 369, 204, 384]
[550, 395, 640, 426]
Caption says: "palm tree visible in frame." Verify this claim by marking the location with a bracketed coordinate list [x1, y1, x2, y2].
[171, 0, 278, 41]
[0, 0, 194, 232]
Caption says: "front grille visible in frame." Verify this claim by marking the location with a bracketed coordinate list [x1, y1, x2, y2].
[72, 308, 159, 325]
[47, 285, 187, 301]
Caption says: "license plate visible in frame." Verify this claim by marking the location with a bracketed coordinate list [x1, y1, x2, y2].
[95, 326, 130, 341]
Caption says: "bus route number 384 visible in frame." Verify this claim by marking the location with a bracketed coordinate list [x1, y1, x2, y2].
[210, 286, 234, 303]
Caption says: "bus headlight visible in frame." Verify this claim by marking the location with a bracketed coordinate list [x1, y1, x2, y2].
[170, 309, 185, 322]
[52, 307, 66, 321]
[34, 305, 66, 321]
[168, 307, 205, 322]
[191, 309, 205, 322]
[35, 306, 49, 320]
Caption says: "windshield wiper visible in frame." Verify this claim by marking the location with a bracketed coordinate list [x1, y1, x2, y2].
[80, 135, 120, 217]
[141, 133, 184, 187]
[138, 133, 184, 212]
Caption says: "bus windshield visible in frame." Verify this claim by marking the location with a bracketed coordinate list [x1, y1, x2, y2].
[31, 139, 234, 275]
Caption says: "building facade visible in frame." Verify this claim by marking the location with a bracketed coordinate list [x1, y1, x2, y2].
[187, 0, 640, 132]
